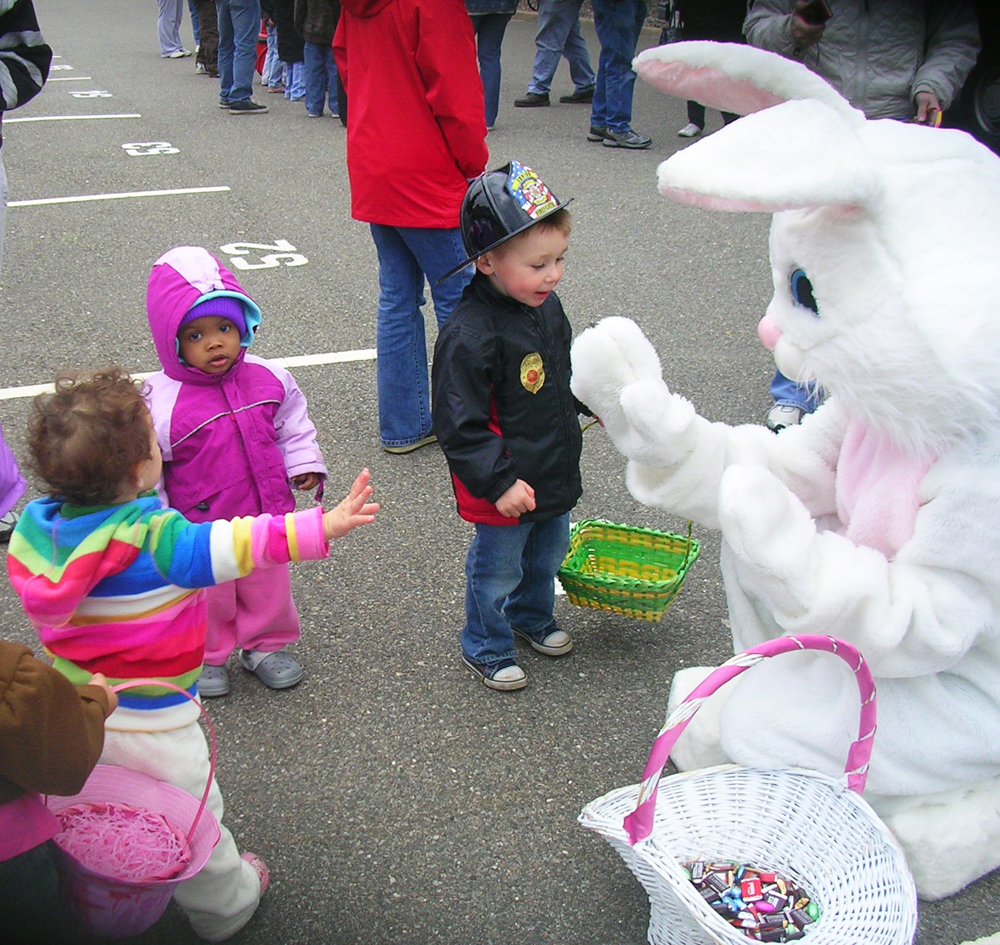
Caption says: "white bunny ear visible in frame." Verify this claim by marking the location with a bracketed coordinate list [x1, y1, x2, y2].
[657, 99, 882, 213]
[634, 42, 864, 125]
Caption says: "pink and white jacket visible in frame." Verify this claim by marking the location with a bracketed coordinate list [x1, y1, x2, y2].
[145, 246, 326, 522]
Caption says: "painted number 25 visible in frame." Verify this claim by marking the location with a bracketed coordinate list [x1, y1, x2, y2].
[220, 241, 308, 270]
[121, 141, 180, 156]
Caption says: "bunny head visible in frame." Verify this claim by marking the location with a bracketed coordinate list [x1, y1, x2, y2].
[636, 43, 1000, 456]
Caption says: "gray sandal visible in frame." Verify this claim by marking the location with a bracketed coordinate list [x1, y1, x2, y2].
[239, 649, 303, 689]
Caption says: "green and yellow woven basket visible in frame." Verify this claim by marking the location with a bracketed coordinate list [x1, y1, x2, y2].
[557, 520, 700, 622]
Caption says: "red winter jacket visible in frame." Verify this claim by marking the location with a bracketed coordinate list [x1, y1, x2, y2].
[333, 0, 488, 228]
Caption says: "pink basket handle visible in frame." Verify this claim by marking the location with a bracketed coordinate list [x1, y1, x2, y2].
[624, 635, 877, 845]
[108, 679, 217, 844]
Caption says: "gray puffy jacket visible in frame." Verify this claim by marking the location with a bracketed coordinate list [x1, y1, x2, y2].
[744, 0, 981, 120]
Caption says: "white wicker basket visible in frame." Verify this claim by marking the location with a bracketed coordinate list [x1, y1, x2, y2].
[579, 635, 917, 945]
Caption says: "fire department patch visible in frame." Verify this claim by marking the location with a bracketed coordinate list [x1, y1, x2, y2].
[520, 352, 545, 394]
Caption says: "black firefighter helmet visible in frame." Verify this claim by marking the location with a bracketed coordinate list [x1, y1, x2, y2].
[438, 160, 572, 283]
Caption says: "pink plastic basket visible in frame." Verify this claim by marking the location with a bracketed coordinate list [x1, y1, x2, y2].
[45, 679, 221, 938]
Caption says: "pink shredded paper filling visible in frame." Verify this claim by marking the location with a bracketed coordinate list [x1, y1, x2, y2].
[54, 802, 192, 882]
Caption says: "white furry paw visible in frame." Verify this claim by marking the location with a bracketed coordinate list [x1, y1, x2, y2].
[571, 317, 696, 467]
[718, 464, 815, 618]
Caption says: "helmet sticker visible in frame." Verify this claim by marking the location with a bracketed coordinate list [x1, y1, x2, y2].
[507, 160, 559, 221]
[520, 352, 545, 394]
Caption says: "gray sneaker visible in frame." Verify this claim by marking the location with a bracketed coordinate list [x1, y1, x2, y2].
[229, 99, 268, 114]
[199, 663, 231, 697]
[239, 648, 303, 689]
[0, 510, 17, 543]
[765, 404, 804, 432]
[602, 128, 652, 149]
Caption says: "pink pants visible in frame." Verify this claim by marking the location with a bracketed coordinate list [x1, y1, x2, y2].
[204, 565, 300, 665]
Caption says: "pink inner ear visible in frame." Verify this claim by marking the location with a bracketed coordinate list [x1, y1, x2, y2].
[659, 185, 794, 214]
[639, 60, 786, 116]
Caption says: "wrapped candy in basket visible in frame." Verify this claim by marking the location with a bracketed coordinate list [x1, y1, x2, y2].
[579, 635, 918, 945]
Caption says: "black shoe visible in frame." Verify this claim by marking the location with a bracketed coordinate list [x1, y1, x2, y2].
[229, 98, 268, 114]
[586, 125, 612, 142]
[514, 91, 550, 108]
[559, 87, 594, 104]
[602, 128, 652, 149]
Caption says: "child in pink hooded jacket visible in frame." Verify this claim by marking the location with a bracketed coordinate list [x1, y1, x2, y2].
[145, 245, 327, 696]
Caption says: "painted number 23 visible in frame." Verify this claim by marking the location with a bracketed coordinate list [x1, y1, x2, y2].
[220, 241, 308, 270]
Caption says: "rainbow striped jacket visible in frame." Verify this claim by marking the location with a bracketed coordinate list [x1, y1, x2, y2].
[7, 493, 328, 728]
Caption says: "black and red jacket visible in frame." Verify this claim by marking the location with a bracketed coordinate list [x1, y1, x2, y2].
[432, 273, 587, 526]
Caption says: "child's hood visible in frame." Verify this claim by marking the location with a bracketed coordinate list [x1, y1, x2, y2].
[7, 496, 162, 629]
[146, 246, 262, 384]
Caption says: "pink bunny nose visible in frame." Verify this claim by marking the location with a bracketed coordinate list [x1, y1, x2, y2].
[758, 313, 781, 352]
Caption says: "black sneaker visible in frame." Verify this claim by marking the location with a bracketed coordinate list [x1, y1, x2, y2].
[229, 99, 268, 114]
[587, 125, 612, 142]
[514, 91, 550, 108]
[602, 128, 652, 149]
[559, 87, 594, 104]
[218, 99, 231, 109]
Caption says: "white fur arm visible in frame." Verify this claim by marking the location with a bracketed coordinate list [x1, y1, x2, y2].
[718, 462, 994, 676]
[572, 318, 844, 529]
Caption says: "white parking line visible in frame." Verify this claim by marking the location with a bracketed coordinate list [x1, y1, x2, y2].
[4, 113, 141, 123]
[9, 186, 231, 207]
[0, 349, 378, 401]
[961, 936, 1000, 945]
[47, 76, 93, 81]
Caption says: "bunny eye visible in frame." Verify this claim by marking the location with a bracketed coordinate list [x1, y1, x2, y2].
[790, 268, 819, 315]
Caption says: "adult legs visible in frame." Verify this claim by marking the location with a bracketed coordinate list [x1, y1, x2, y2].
[472, 13, 513, 128]
[589, 0, 646, 133]
[188, 0, 201, 47]
[302, 42, 327, 115]
[562, 4, 595, 92]
[227, 0, 260, 103]
[216, 0, 235, 102]
[157, 0, 185, 55]
[368, 224, 469, 448]
[326, 47, 339, 113]
[194, 0, 219, 74]
[686, 100, 706, 128]
[527, 0, 590, 95]
[284, 60, 305, 100]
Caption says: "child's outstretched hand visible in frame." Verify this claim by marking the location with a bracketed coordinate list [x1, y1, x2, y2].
[496, 479, 536, 518]
[291, 472, 321, 491]
[322, 468, 380, 540]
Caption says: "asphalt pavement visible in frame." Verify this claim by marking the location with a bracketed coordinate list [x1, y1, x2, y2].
[1, 3, 996, 943]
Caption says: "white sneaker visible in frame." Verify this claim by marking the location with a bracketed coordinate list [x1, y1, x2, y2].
[677, 122, 703, 138]
[195, 62, 207, 74]
[765, 404, 804, 432]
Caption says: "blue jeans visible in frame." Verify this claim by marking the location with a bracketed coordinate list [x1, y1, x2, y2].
[216, 0, 260, 104]
[283, 60, 304, 100]
[471, 13, 513, 128]
[528, 0, 595, 95]
[188, 0, 201, 46]
[770, 369, 823, 413]
[368, 224, 471, 448]
[303, 40, 339, 115]
[462, 514, 570, 666]
[264, 24, 281, 87]
[589, 0, 646, 134]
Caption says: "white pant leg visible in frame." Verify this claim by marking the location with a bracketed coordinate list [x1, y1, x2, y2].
[101, 722, 263, 942]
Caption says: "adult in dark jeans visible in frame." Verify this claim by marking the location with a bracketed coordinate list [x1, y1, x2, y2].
[587, 0, 651, 149]
[218, 0, 268, 112]
[672, 0, 745, 136]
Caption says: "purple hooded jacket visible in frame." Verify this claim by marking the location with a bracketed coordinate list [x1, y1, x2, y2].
[145, 246, 326, 522]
